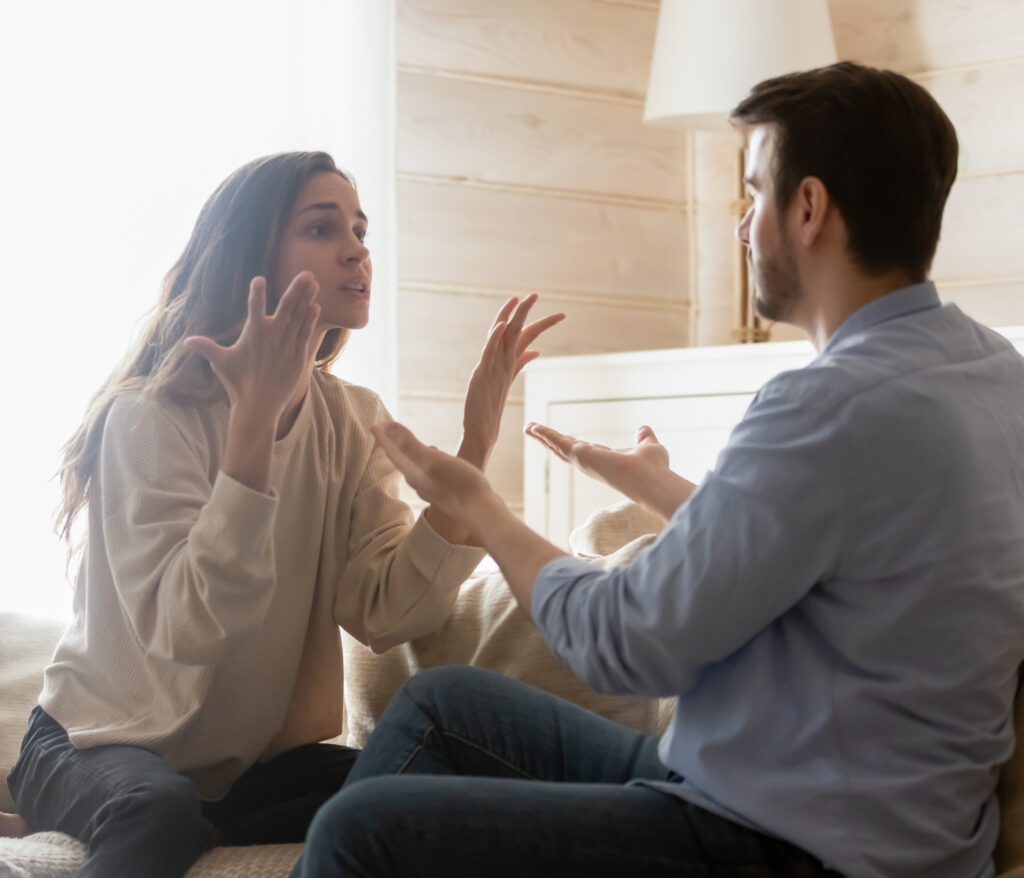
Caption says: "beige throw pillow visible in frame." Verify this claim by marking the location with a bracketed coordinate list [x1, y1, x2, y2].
[342, 500, 674, 748]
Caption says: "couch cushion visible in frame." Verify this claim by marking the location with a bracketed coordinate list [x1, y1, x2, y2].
[0, 612, 65, 812]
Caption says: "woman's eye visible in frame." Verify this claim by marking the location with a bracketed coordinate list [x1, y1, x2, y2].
[354, 227, 367, 242]
[309, 222, 331, 237]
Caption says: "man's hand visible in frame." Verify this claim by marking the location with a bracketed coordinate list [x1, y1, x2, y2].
[524, 423, 696, 521]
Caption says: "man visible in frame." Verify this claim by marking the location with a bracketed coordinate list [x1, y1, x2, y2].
[293, 62, 1024, 877]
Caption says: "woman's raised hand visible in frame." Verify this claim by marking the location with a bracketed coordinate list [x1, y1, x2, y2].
[185, 273, 322, 427]
[460, 294, 565, 469]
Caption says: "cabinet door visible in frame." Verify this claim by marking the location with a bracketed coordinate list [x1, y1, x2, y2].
[544, 393, 754, 549]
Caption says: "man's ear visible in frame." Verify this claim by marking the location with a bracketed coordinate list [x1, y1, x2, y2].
[791, 176, 830, 246]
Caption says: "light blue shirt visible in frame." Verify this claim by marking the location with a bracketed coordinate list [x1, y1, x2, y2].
[533, 283, 1024, 878]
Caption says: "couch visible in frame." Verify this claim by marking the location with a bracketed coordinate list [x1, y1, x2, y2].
[2, 500, 1023, 877]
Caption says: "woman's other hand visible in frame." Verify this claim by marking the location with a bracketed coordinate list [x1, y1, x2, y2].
[460, 294, 564, 470]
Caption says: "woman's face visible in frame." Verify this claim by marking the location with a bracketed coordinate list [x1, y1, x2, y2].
[274, 171, 372, 332]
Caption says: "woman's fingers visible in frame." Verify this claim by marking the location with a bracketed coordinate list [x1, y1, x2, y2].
[274, 271, 315, 325]
[491, 297, 519, 331]
[248, 277, 267, 324]
[184, 335, 224, 364]
[507, 293, 538, 333]
[518, 312, 566, 352]
[183, 335, 230, 388]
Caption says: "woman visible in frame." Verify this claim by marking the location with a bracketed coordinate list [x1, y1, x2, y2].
[3, 151, 562, 878]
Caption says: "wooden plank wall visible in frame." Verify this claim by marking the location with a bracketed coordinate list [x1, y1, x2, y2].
[394, 0, 691, 512]
[697, 0, 1024, 345]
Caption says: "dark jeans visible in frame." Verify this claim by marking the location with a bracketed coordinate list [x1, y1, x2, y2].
[292, 665, 840, 877]
[7, 705, 358, 878]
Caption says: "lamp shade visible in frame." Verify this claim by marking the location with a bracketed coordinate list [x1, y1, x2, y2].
[643, 0, 838, 129]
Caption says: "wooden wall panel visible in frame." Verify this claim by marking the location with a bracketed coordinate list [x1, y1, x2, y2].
[397, 285, 687, 396]
[944, 282, 1024, 329]
[396, 0, 658, 97]
[829, 0, 1024, 73]
[397, 179, 689, 300]
[921, 60, 1024, 177]
[397, 70, 688, 202]
[932, 174, 1024, 282]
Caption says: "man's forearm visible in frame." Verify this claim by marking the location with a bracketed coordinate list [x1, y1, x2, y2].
[471, 499, 567, 613]
[631, 468, 697, 521]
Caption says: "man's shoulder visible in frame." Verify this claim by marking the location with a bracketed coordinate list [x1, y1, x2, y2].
[773, 305, 1022, 408]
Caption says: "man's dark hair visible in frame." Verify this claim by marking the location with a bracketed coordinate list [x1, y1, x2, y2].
[730, 61, 958, 281]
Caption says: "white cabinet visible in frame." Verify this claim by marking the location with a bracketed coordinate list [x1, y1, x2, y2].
[523, 327, 1024, 548]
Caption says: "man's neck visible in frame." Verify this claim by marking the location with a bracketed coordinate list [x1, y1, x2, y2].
[798, 268, 919, 351]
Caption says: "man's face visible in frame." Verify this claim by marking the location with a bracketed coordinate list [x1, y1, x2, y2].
[736, 127, 803, 323]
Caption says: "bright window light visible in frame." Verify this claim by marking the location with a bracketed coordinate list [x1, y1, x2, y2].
[0, 1, 396, 621]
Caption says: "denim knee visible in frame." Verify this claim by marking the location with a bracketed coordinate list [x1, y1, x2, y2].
[303, 776, 407, 866]
[90, 770, 204, 842]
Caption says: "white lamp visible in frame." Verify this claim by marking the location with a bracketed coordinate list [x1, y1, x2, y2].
[644, 0, 837, 340]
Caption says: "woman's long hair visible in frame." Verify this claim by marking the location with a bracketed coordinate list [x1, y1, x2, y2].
[57, 151, 351, 556]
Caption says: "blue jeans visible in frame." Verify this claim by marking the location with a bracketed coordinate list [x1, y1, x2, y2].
[8, 705, 358, 878]
[292, 666, 839, 877]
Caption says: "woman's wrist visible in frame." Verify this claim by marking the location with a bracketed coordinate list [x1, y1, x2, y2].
[223, 406, 277, 494]
[456, 432, 492, 471]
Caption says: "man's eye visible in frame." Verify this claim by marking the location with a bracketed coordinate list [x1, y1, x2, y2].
[355, 227, 367, 242]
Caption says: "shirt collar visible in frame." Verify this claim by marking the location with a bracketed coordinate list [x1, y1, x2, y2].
[823, 281, 941, 354]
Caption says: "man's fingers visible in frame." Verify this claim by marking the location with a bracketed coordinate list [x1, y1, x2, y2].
[525, 429, 571, 464]
[635, 424, 660, 444]
[524, 422, 575, 463]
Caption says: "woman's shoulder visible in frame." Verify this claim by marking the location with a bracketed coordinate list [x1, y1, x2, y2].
[106, 388, 221, 458]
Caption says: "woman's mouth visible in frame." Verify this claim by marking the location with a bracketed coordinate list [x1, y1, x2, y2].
[339, 281, 370, 298]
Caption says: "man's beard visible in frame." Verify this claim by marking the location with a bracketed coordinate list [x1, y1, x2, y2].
[750, 241, 801, 323]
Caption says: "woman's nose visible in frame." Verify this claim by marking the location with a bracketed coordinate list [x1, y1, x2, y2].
[341, 239, 370, 263]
